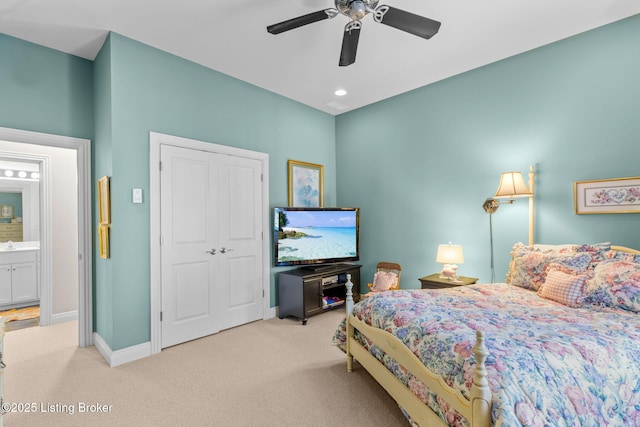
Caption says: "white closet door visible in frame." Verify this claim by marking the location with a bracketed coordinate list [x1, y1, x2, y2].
[216, 154, 264, 330]
[160, 144, 264, 348]
[161, 144, 219, 347]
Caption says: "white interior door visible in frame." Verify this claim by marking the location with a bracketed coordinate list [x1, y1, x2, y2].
[160, 144, 263, 348]
[161, 145, 219, 347]
[217, 155, 264, 330]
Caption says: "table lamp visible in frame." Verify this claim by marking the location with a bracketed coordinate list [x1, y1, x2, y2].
[436, 242, 464, 283]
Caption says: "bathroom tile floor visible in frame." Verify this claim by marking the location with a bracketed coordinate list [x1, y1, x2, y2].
[0, 305, 40, 331]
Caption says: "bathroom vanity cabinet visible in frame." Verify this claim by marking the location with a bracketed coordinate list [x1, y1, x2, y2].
[0, 249, 39, 309]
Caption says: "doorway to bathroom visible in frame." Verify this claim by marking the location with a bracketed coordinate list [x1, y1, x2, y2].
[0, 126, 92, 347]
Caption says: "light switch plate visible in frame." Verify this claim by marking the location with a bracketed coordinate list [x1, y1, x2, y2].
[132, 188, 143, 204]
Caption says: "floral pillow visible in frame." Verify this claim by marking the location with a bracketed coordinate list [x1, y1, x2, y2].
[529, 242, 611, 254]
[537, 269, 591, 308]
[371, 271, 398, 292]
[506, 243, 552, 289]
[584, 261, 640, 312]
[557, 243, 612, 254]
[506, 245, 592, 291]
[602, 249, 640, 264]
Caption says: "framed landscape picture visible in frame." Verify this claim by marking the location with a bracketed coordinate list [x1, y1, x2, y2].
[288, 160, 324, 207]
[574, 176, 640, 214]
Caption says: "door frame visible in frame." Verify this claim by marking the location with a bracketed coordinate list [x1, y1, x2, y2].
[0, 152, 52, 323]
[0, 126, 92, 347]
[149, 131, 271, 355]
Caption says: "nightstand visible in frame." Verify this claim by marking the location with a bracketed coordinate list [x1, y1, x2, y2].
[418, 274, 479, 289]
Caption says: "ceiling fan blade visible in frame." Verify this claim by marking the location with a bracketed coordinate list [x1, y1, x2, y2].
[374, 5, 441, 40]
[267, 9, 338, 34]
[339, 21, 362, 67]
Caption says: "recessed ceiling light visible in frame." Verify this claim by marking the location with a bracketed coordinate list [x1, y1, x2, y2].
[334, 89, 347, 97]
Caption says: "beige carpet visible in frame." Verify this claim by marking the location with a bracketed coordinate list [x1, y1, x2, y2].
[3, 310, 411, 426]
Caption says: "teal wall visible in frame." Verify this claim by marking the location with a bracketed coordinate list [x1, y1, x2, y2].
[93, 36, 114, 347]
[0, 31, 335, 351]
[336, 14, 640, 287]
[1, 14, 639, 353]
[0, 34, 93, 139]
[97, 33, 335, 350]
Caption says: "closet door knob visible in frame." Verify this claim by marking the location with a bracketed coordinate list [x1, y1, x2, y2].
[205, 248, 217, 255]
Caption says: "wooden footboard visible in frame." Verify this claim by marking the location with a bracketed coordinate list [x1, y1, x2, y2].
[343, 274, 491, 426]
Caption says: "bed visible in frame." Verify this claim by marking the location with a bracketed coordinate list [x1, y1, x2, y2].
[333, 243, 640, 427]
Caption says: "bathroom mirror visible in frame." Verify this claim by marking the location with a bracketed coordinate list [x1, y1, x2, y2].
[0, 160, 40, 243]
[0, 192, 21, 242]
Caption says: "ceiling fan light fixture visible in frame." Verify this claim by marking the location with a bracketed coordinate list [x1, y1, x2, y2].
[349, 1, 367, 20]
[267, 0, 441, 66]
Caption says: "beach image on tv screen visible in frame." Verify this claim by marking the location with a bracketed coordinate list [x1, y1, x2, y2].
[276, 210, 357, 263]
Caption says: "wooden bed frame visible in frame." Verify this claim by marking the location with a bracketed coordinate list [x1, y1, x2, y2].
[343, 245, 640, 427]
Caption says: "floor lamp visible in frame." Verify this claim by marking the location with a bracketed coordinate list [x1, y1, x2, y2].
[483, 166, 535, 282]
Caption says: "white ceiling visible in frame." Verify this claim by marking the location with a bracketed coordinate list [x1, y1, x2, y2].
[1, 0, 639, 115]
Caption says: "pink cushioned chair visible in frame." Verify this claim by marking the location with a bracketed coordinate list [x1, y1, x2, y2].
[364, 262, 402, 298]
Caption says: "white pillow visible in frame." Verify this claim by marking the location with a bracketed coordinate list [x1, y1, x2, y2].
[533, 242, 611, 252]
[371, 271, 398, 292]
[533, 244, 575, 252]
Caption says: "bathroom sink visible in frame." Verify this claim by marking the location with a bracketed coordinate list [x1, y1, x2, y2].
[0, 246, 38, 252]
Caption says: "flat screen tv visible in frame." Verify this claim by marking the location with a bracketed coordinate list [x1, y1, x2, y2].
[273, 207, 359, 267]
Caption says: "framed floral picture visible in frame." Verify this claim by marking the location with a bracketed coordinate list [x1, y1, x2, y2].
[574, 176, 640, 214]
[287, 160, 324, 207]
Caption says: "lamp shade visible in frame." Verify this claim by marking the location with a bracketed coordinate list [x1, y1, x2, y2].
[494, 172, 532, 199]
[436, 243, 464, 264]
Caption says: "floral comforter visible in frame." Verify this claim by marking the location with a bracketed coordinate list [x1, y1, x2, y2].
[332, 284, 640, 427]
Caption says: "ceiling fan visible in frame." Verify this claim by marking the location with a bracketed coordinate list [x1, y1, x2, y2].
[266, 0, 441, 67]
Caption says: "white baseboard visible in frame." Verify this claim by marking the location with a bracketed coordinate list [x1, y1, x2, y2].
[266, 306, 276, 319]
[51, 310, 78, 325]
[93, 332, 151, 367]
[93, 308, 276, 367]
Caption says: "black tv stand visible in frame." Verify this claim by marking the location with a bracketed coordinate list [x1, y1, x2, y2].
[278, 264, 361, 324]
[301, 263, 350, 273]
